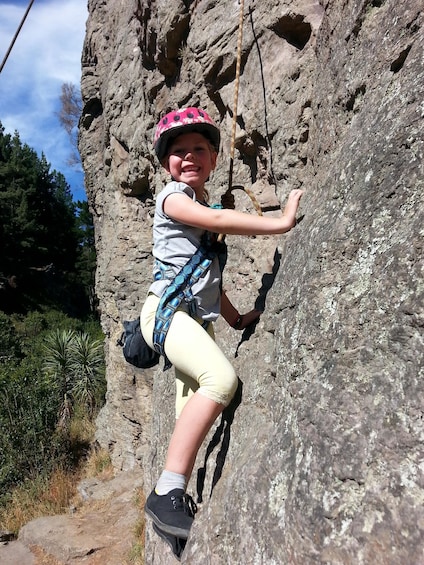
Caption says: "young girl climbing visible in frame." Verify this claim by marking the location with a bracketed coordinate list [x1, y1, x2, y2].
[140, 107, 303, 543]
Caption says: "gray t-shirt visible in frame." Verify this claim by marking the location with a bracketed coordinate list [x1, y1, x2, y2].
[148, 181, 221, 322]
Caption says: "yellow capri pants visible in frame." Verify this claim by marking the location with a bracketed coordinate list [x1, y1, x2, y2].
[140, 293, 238, 418]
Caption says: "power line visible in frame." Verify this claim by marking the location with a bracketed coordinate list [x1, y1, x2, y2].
[0, 0, 35, 75]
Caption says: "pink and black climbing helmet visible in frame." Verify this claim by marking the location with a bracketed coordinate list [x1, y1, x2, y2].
[154, 107, 220, 161]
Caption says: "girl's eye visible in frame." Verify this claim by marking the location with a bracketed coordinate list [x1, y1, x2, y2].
[172, 146, 206, 155]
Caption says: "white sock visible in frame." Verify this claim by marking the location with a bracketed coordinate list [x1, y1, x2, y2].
[155, 470, 186, 495]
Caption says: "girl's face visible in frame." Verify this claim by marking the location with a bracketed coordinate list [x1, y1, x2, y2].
[163, 132, 217, 192]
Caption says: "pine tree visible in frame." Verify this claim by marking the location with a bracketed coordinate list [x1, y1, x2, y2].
[0, 122, 96, 315]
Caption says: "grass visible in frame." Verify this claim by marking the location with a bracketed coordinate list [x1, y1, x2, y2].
[83, 445, 115, 481]
[128, 487, 146, 565]
[0, 466, 78, 535]
[0, 412, 114, 536]
[0, 409, 146, 563]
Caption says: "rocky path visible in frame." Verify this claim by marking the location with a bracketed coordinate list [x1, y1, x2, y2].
[0, 470, 144, 565]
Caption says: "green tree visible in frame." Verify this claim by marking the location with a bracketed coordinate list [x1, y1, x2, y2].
[0, 358, 62, 493]
[0, 126, 77, 276]
[74, 200, 97, 313]
[0, 118, 102, 500]
[42, 329, 105, 427]
[0, 310, 22, 362]
[42, 329, 76, 429]
[0, 122, 97, 316]
[0, 310, 105, 498]
[69, 332, 105, 415]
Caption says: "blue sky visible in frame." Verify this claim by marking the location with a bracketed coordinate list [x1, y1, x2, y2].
[0, 0, 88, 201]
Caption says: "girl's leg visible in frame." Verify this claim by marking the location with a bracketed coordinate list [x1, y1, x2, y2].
[141, 295, 237, 537]
[162, 309, 237, 484]
[165, 391, 224, 479]
[145, 394, 224, 539]
[173, 321, 213, 418]
[175, 369, 198, 419]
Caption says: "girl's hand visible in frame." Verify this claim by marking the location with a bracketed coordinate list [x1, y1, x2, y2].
[282, 189, 304, 229]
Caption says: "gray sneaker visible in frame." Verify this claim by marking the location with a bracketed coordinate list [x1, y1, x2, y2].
[145, 488, 197, 539]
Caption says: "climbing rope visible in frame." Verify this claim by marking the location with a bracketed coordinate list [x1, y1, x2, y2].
[227, 0, 245, 193]
[229, 184, 263, 216]
[219, 0, 262, 241]
[0, 0, 35, 75]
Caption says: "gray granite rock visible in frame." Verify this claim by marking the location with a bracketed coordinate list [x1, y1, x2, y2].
[76, 0, 424, 563]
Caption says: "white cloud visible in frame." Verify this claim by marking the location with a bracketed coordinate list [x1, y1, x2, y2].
[0, 0, 87, 200]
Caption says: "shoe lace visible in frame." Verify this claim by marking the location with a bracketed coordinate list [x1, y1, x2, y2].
[183, 493, 197, 518]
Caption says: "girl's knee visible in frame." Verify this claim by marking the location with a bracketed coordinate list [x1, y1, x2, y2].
[200, 366, 238, 407]
[225, 369, 239, 403]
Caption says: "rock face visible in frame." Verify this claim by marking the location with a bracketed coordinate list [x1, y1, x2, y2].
[78, 0, 423, 563]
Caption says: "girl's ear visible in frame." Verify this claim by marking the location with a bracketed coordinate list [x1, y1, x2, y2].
[210, 150, 217, 171]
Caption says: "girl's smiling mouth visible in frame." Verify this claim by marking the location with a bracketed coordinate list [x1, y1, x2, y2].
[182, 166, 201, 173]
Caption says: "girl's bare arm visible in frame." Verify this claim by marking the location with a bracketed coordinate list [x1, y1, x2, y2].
[163, 189, 304, 236]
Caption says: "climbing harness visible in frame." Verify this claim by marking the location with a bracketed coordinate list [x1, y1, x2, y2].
[152, 233, 226, 370]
